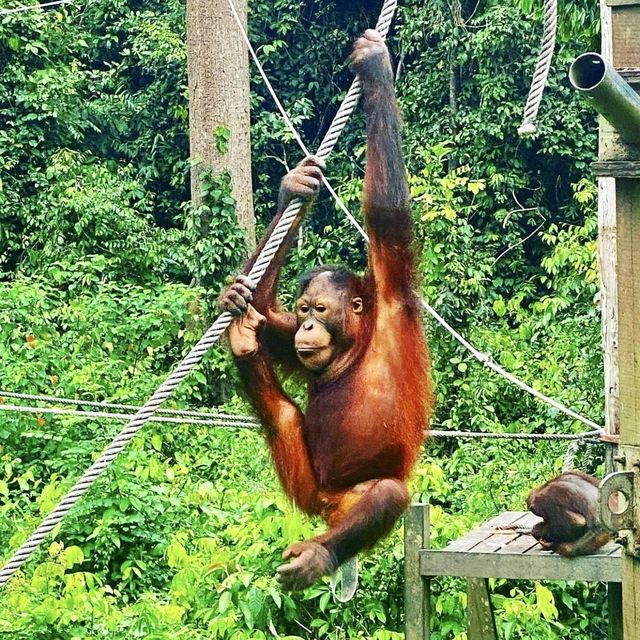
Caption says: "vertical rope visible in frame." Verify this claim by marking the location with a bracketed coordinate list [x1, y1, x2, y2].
[517, 0, 558, 137]
[562, 439, 582, 472]
[0, 0, 399, 589]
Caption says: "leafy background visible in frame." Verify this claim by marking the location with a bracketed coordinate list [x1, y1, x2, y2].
[0, 0, 609, 638]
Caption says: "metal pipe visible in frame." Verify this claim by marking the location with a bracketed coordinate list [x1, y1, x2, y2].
[569, 52, 640, 144]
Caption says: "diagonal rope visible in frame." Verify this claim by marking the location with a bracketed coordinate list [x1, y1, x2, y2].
[421, 302, 602, 431]
[0, 0, 399, 589]
[0, 389, 258, 423]
[0, 0, 72, 16]
[517, 0, 558, 137]
[226, 0, 603, 434]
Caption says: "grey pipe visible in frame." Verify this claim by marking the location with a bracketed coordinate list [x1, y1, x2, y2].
[569, 52, 640, 144]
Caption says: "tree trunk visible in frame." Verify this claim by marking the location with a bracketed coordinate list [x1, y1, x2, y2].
[186, 0, 256, 247]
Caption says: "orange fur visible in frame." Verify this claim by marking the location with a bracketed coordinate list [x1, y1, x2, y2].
[225, 31, 433, 589]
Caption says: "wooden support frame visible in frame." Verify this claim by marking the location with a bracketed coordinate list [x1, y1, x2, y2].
[405, 504, 430, 640]
[404, 505, 623, 639]
[599, 0, 640, 635]
[403, 1, 640, 635]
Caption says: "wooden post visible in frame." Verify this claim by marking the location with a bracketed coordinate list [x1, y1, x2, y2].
[467, 579, 498, 640]
[608, 582, 624, 640]
[594, 1, 640, 635]
[614, 176, 640, 637]
[405, 504, 430, 640]
[598, 0, 619, 451]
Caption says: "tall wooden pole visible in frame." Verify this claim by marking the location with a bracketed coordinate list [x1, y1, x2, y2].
[186, 0, 256, 248]
[598, 0, 619, 448]
[615, 176, 640, 636]
[593, 1, 640, 634]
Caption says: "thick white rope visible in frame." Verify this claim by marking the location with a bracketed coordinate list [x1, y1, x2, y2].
[0, 389, 258, 423]
[226, 0, 603, 434]
[421, 303, 602, 431]
[0, 0, 399, 589]
[0, 402, 259, 429]
[224, 0, 371, 239]
[0, 0, 72, 16]
[517, 0, 558, 137]
[0, 396, 601, 440]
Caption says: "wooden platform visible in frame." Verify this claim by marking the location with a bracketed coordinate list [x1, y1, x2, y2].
[420, 511, 622, 583]
[405, 505, 624, 640]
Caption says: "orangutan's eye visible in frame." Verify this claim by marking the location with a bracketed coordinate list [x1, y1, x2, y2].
[316, 305, 326, 313]
[300, 304, 310, 314]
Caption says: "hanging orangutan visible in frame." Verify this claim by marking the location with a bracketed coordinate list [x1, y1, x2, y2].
[219, 29, 433, 590]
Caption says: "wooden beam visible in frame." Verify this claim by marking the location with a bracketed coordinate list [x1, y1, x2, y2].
[615, 182, 640, 445]
[405, 505, 430, 640]
[609, 582, 624, 640]
[467, 579, 498, 640]
[611, 7, 640, 67]
[599, 0, 620, 453]
[419, 549, 622, 582]
[594, 161, 640, 177]
[604, 0, 640, 629]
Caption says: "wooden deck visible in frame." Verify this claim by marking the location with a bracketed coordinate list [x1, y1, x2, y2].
[420, 511, 623, 583]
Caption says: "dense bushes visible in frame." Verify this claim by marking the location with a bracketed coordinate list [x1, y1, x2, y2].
[0, 0, 607, 637]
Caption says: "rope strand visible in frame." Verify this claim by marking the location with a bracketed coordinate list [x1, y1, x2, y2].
[226, 0, 602, 434]
[0, 0, 400, 589]
[0, 0, 72, 16]
[518, 0, 558, 136]
[0, 389, 258, 422]
[0, 396, 602, 441]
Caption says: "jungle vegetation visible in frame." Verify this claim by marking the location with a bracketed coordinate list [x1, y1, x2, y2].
[0, 0, 607, 637]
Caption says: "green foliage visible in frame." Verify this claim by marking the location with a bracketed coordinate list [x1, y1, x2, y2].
[178, 169, 248, 289]
[0, 0, 609, 637]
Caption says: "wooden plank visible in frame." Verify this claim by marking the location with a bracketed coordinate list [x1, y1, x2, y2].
[444, 513, 525, 552]
[619, 69, 640, 85]
[602, 0, 613, 62]
[598, 154, 620, 439]
[473, 511, 524, 531]
[590, 541, 621, 556]
[612, 7, 640, 67]
[472, 512, 532, 552]
[524, 543, 548, 555]
[614, 182, 640, 640]
[511, 512, 543, 528]
[405, 505, 430, 640]
[467, 579, 497, 640]
[609, 581, 623, 640]
[444, 529, 490, 553]
[607, 0, 640, 6]
[498, 534, 539, 555]
[593, 161, 640, 177]
[472, 532, 519, 553]
[616, 180, 640, 446]
[419, 549, 622, 582]
[623, 558, 640, 638]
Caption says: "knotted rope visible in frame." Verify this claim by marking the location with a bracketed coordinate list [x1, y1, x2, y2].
[518, 0, 558, 137]
[0, 0, 399, 588]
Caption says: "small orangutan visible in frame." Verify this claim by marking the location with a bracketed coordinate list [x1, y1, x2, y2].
[527, 471, 611, 556]
[219, 30, 433, 590]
